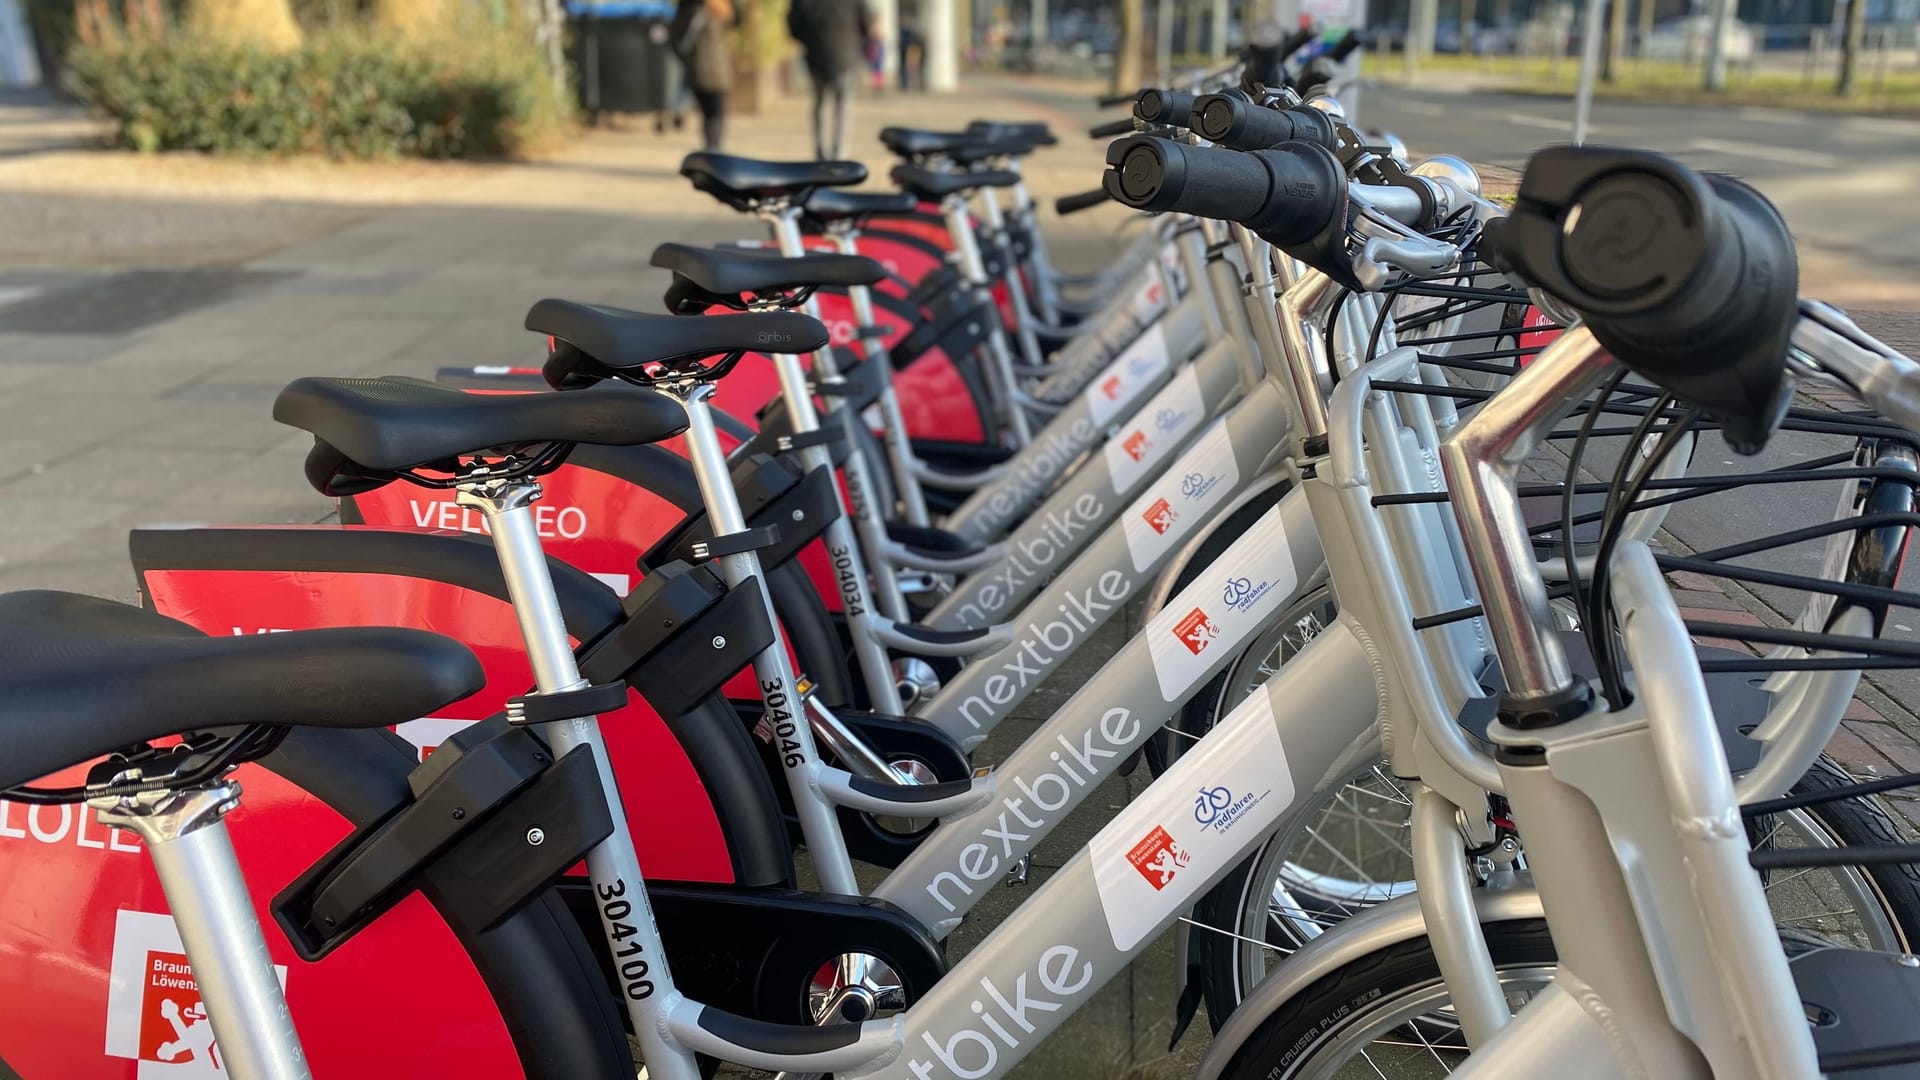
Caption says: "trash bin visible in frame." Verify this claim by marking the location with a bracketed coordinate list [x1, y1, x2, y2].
[569, 0, 678, 119]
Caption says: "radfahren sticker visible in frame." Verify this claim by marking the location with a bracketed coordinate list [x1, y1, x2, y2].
[1087, 688, 1294, 951]
[1142, 501, 1296, 700]
[1118, 419, 1240, 573]
[1083, 324, 1172, 428]
[1101, 366, 1205, 496]
[105, 909, 290, 1077]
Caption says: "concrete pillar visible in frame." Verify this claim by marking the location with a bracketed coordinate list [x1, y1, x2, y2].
[1211, 0, 1229, 57]
[1029, 0, 1046, 52]
[926, 0, 959, 89]
[875, 0, 900, 86]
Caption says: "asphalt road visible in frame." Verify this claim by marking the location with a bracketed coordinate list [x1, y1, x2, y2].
[1364, 83, 1920, 276]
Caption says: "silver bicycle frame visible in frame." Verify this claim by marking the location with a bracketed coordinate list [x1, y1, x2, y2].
[92, 782, 311, 1080]
[939, 227, 1216, 543]
[923, 228, 1255, 632]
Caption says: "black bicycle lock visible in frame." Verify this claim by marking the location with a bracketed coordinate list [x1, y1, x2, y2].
[274, 722, 614, 961]
[1490, 145, 1800, 455]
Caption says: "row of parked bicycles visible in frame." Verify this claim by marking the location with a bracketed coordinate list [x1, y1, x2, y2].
[6, 39, 1920, 1080]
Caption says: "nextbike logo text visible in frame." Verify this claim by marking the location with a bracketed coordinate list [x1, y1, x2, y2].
[982, 416, 1099, 522]
[953, 493, 1105, 627]
[907, 945, 1095, 1078]
[955, 570, 1131, 727]
[927, 706, 1141, 912]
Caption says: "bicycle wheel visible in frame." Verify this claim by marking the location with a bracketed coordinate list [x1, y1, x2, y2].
[1186, 606, 1920, 1025]
[1210, 919, 1557, 1080]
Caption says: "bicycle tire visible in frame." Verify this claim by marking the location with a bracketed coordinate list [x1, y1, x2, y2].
[1211, 918, 1556, 1080]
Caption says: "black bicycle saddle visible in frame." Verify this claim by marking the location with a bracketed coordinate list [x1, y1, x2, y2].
[0, 591, 484, 790]
[654, 243, 884, 295]
[890, 164, 1022, 202]
[801, 188, 918, 227]
[879, 127, 981, 160]
[533, 297, 828, 390]
[652, 243, 885, 312]
[274, 374, 687, 494]
[681, 152, 867, 212]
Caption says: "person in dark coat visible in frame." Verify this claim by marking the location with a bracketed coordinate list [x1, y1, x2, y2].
[787, 0, 872, 159]
[670, 0, 735, 150]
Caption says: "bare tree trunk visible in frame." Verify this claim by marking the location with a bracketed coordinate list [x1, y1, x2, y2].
[186, 0, 302, 48]
[72, 0, 110, 44]
[1838, 0, 1865, 95]
[1113, 0, 1144, 96]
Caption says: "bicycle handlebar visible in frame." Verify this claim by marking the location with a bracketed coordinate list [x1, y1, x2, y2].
[1097, 91, 1139, 107]
[1054, 188, 1111, 216]
[1090, 117, 1137, 139]
[1134, 89, 1197, 126]
[1491, 145, 1800, 453]
[1101, 135, 1344, 246]
[1190, 93, 1337, 150]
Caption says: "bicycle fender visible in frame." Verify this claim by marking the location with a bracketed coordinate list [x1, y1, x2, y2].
[1192, 888, 1546, 1080]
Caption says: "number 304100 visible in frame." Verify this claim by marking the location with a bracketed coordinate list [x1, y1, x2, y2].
[597, 880, 655, 999]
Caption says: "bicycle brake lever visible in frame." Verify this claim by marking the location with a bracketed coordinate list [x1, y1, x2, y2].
[1353, 234, 1459, 292]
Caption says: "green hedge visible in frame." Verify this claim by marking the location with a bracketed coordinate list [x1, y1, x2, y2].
[68, 30, 568, 158]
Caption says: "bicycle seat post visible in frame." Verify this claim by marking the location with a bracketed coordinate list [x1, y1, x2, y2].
[825, 223, 932, 528]
[91, 781, 313, 1080]
[656, 372, 864, 897]
[451, 465, 704, 1079]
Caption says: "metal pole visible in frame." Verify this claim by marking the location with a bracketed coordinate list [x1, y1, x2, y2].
[1572, 0, 1605, 143]
[1704, 0, 1733, 90]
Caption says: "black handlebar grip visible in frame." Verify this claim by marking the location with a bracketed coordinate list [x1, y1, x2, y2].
[1493, 145, 1800, 453]
[1102, 135, 1345, 245]
[1134, 89, 1197, 128]
[1090, 117, 1137, 138]
[1098, 91, 1141, 107]
[1055, 188, 1111, 216]
[1191, 94, 1337, 151]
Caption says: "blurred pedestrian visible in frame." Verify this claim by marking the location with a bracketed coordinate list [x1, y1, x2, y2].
[788, 0, 873, 159]
[670, 0, 735, 150]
